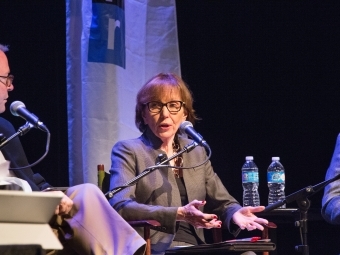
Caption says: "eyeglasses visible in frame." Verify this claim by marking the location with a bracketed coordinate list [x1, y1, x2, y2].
[0, 74, 14, 88]
[144, 101, 185, 114]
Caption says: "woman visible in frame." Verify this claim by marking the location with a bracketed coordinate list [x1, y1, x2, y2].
[109, 73, 268, 254]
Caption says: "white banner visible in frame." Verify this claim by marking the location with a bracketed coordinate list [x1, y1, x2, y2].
[66, 0, 180, 185]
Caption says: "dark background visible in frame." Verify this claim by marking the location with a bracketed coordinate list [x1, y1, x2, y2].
[0, 1, 68, 186]
[1, 0, 340, 254]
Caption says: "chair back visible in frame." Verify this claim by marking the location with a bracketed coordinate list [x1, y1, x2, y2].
[102, 172, 111, 194]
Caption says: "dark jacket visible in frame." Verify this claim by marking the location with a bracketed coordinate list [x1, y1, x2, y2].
[0, 117, 52, 191]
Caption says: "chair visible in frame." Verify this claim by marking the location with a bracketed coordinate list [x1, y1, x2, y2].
[128, 220, 161, 255]
[99, 165, 276, 255]
[99, 165, 160, 255]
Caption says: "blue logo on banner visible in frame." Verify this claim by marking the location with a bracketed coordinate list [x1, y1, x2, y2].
[88, 3, 125, 68]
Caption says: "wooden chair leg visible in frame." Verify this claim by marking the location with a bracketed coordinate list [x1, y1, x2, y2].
[128, 220, 160, 255]
[262, 226, 269, 255]
[144, 225, 151, 255]
[262, 222, 277, 255]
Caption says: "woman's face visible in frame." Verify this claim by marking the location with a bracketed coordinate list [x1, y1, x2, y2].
[142, 88, 187, 144]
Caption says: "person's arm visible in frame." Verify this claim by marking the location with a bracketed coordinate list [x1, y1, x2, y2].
[176, 199, 222, 228]
[322, 133, 340, 224]
[190, 145, 242, 234]
[204, 165, 242, 226]
[190, 144, 268, 234]
[109, 139, 179, 234]
[204, 167, 268, 234]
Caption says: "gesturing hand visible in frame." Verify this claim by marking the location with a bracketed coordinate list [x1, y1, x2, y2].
[232, 206, 268, 231]
[176, 199, 222, 229]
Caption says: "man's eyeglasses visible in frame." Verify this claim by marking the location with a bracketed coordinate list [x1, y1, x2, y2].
[0, 74, 14, 88]
[144, 101, 185, 114]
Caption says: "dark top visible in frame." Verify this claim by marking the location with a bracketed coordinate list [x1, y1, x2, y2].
[0, 117, 52, 191]
[173, 177, 202, 245]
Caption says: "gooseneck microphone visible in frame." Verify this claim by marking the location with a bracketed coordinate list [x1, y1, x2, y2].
[179, 121, 210, 150]
[10, 101, 48, 132]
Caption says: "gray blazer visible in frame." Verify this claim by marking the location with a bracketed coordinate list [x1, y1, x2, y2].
[322, 133, 340, 224]
[109, 127, 241, 254]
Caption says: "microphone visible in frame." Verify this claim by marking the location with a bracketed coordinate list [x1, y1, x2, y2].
[10, 101, 48, 132]
[179, 121, 210, 150]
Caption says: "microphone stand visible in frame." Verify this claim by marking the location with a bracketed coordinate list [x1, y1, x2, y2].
[262, 172, 340, 255]
[105, 141, 198, 199]
[0, 122, 33, 149]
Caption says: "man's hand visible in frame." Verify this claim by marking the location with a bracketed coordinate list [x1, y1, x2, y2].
[176, 199, 222, 229]
[52, 191, 73, 215]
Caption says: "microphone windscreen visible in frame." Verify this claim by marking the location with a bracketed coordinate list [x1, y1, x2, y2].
[179, 121, 193, 134]
[10, 101, 26, 117]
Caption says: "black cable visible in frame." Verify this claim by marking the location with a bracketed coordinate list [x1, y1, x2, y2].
[9, 126, 50, 170]
[108, 142, 212, 192]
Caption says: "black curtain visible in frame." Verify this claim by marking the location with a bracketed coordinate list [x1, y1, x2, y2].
[176, 0, 340, 207]
[176, 1, 340, 254]
[0, 0, 68, 187]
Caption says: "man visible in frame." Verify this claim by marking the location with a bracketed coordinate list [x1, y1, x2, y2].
[0, 44, 146, 255]
[322, 133, 340, 224]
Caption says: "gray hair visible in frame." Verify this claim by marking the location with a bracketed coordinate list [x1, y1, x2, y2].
[0, 44, 9, 52]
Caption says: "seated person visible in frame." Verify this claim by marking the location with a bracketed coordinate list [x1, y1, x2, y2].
[109, 73, 268, 255]
[322, 133, 340, 224]
[0, 44, 146, 255]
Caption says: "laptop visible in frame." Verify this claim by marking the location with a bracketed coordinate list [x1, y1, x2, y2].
[0, 190, 63, 224]
[0, 190, 64, 250]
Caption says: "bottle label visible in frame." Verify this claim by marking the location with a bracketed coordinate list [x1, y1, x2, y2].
[242, 170, 259, 183]
[267, 171, 285, 183]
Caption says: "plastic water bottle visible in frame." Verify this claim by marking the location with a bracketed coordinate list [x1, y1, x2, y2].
[242, 156, 260, 207]
[267, 157, 286, 208]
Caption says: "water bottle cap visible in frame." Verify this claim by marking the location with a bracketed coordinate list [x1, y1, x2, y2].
[245, 156, 254, 160]
[272, 156, 280, 161]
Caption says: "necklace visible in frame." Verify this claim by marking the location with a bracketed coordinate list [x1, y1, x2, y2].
[172, 140, 183, 178]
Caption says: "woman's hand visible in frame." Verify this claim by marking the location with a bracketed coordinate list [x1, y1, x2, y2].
[232, 206, 268, 231]
[52, 191, 74, 215]
[176, 199, 222, 229]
